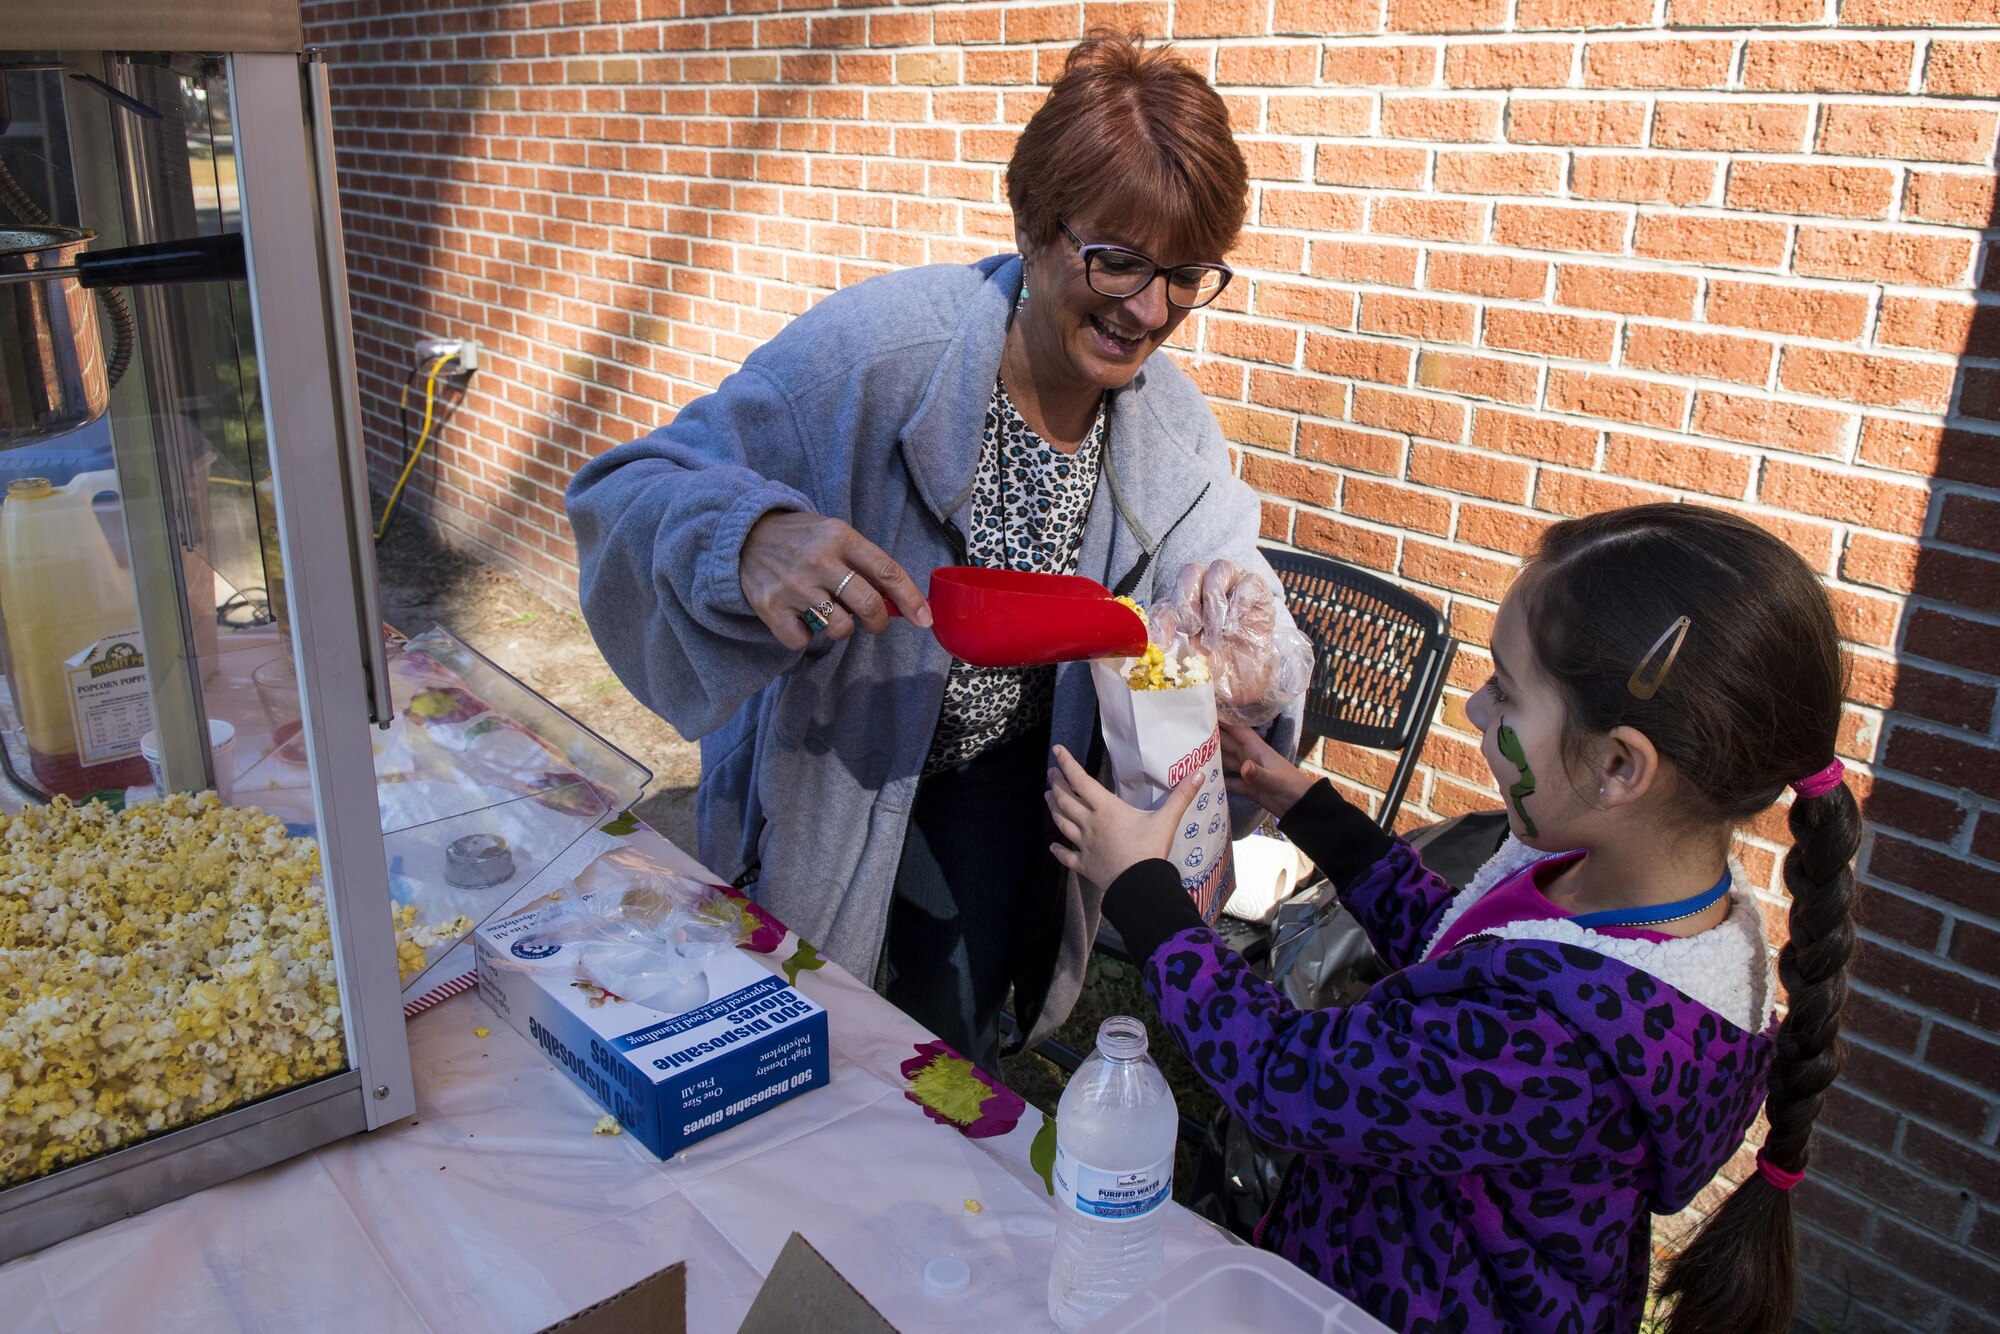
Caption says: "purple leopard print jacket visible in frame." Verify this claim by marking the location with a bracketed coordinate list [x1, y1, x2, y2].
[1101, 782, 1778, 1334]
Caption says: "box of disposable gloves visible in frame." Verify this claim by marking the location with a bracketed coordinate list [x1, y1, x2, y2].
[475, 897, 828, 1158]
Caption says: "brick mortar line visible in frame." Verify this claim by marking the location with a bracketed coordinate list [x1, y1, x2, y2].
[387, 360, 1983, 435]
[1786, 1145, 1983, 1269]
[1893, 594, 2000, 640]
[330, 182, 1997, 264]
[1208, 313, 1975, 366]
[314, 25, 2000, 44]
[349, 355, 1983, 510]
[324, 110, 2000, 141]
[1813, 1112, 1999, 1212]
[329, 231, 1998, 356]
[1825, 1119, 2000, 1230]
[1852, 929, 2000, 1003]
[1866, 708, 2000, 756]
[1857, 870, 2000, 943]
[319, 89, 2000, 112]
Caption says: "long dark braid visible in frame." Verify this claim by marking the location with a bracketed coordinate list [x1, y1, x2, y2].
[1519, 504, 1862, 1334]
[1656, 779, 1861, 1334]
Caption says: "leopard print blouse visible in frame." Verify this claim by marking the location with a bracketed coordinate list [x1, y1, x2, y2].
[923, 376, 1103, 775]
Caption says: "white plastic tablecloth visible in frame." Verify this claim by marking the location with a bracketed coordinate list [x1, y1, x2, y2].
[0, 822, 1241, 1333]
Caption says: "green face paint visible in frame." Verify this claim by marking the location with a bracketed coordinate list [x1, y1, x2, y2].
[1497, 723, 1539, 838]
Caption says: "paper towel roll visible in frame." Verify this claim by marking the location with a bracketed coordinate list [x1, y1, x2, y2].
[1227, 833, 1301, 924]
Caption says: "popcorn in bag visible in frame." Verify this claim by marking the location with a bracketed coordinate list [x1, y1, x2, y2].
[1090, 633, 1235, 922]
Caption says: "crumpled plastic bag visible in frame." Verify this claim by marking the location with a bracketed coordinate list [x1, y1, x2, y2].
[1150, 561, 1312, 728]
[501, 875, 744, 1014]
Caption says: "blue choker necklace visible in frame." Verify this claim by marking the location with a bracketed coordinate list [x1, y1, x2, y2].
[1568, 870, 1730, 930]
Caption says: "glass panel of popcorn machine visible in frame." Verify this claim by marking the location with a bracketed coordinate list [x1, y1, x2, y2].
[0, 54, 360, 1194]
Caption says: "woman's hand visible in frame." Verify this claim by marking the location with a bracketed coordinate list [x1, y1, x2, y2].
[1220, 722, 1317, 819]
[1152, 562, 1308, 726]
[1045, 745, 1200, 889]
[739, 511, 932, 651]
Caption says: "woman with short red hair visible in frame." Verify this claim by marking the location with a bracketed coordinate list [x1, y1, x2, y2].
[569, 31, 1303, 1072]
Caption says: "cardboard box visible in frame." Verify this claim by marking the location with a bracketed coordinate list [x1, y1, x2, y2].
[536, 1262, 685, 1334]
[475, 899, 829, 1159]
[737, 1235, 896, 1334]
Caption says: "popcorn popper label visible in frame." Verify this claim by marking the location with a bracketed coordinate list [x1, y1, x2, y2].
[63, 630, 151, 765]
[474, 902, 829, 1159]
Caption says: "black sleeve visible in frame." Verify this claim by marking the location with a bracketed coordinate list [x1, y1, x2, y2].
[1276, 779, 1396, 892]
[1100, 860, 1206, 967]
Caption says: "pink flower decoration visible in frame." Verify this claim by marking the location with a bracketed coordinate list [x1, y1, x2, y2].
[718, 884, 788, 954]
[900, 1040, 1026, 1140]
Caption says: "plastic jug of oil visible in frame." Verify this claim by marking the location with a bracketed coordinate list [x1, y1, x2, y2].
[0, 471, 153, 797]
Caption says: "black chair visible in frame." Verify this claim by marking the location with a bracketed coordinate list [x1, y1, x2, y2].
[1259, 546, 1457, 831]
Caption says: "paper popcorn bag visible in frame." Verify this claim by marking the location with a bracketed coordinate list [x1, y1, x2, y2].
[1089, 659, 1235, 922]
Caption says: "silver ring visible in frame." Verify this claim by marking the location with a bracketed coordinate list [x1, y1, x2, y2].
[800, 598, 836, 633]
[833, 570, 857, 601]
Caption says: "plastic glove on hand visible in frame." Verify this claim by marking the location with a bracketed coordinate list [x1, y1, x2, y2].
[1155, 560, 1312, 728]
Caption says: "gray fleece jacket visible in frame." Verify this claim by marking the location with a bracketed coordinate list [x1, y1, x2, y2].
[566, 254, 1301, 1044]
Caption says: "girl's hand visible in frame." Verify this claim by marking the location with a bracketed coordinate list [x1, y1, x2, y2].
[1045, 745, 1201, 889]
[1220, 722, 1317, 819]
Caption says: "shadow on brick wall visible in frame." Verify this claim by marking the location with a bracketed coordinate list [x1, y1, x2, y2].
[1790, 170, 2000, 1334]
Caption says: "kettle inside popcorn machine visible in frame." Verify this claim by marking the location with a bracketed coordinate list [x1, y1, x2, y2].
[0, 57, 266, 806]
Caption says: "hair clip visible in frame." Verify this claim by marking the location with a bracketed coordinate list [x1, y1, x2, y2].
[1626, 615, 1691, 701]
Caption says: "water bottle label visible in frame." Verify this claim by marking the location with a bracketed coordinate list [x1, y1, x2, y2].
[1052, 1145, 1172, 1222]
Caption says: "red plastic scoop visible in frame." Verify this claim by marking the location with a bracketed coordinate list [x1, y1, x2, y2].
[887, 566, 1150, 668]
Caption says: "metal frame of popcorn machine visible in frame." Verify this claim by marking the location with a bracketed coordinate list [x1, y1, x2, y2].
[0, 10, 415, 1261]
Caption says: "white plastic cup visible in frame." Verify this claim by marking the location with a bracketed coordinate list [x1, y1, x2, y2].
[139, 718, 237, 804]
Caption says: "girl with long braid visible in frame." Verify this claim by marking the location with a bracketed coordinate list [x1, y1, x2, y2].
[1046, 503, 1860, 1333]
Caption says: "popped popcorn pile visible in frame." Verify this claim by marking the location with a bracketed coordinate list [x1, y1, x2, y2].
[0, 793, 466, 1188]
[393, 900, 474, 984]
[1124, 641, 1212, 692]
[1113, 595, 1212, 691]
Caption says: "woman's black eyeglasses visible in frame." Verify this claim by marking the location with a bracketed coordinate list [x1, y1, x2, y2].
[1058, 220, 1233, 310]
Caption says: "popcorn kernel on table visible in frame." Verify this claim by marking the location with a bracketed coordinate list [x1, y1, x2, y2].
[593, 1114, 623, 1136]
[0, 793, 474, 1189]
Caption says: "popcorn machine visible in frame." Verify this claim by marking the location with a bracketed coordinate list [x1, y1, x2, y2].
[0, 9, 419, 1259]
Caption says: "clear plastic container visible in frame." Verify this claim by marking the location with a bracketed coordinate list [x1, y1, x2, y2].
[1048, 1016, 1179, 1332]
[1076, 1245, 1394, 1334]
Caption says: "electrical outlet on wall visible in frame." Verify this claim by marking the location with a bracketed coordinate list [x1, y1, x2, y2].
[413, 337, 479, 373]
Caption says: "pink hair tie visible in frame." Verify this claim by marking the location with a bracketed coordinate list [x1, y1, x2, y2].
[1755, 1151, 1805, 1191]
[1791, 760, 1844, 800]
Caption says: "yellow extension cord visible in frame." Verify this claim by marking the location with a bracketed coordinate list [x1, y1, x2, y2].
[373, 352, 455, 542]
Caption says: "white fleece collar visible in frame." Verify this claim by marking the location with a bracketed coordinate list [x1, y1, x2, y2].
[1422, 836, 1777, 1034]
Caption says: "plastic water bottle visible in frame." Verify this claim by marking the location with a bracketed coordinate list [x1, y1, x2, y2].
[1047, 1015, 1178, 1331]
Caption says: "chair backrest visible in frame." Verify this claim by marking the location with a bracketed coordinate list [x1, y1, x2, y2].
[1261, 547, 1458, 829]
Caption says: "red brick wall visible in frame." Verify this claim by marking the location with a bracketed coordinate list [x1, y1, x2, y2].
[300, 2, 1999, 1326]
